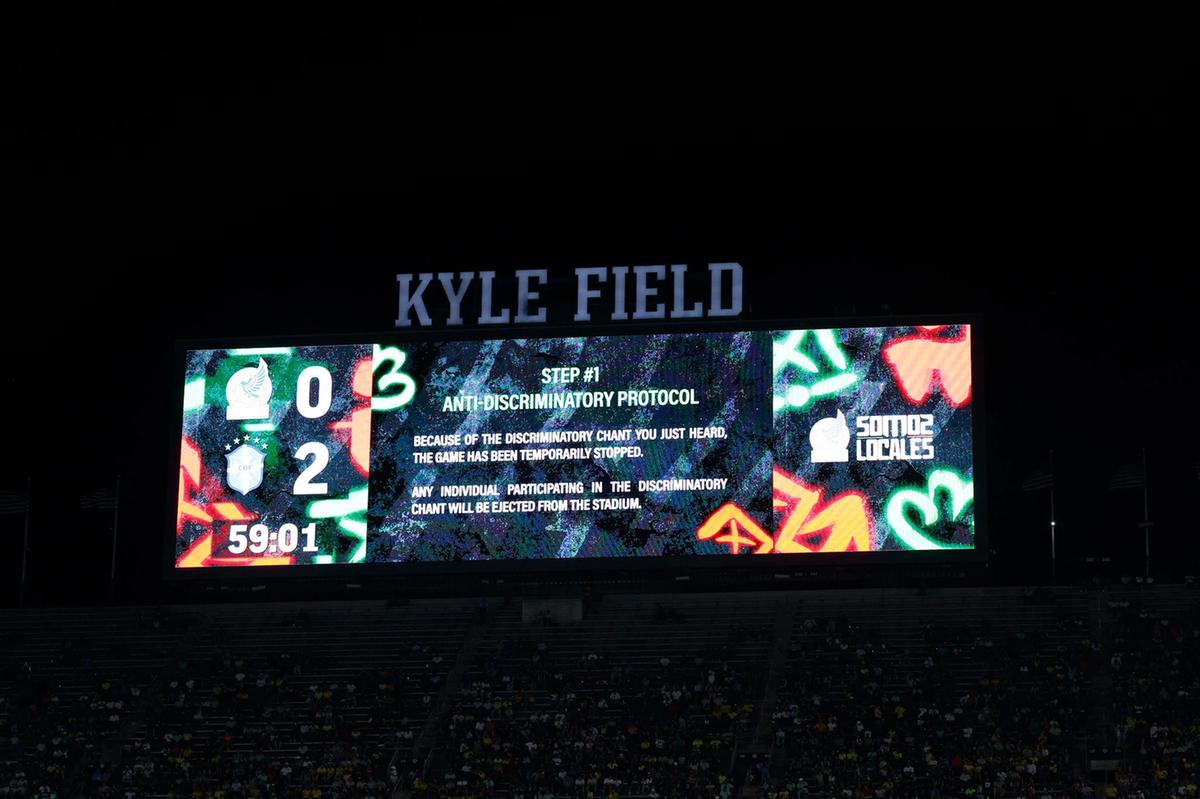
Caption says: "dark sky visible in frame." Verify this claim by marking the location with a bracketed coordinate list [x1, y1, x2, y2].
[4, 7, 1192, 603]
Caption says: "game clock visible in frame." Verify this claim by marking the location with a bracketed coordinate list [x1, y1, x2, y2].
[225, 522, 320, 555]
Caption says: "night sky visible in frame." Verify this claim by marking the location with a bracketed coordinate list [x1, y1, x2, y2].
[5, 7, 1191, 604]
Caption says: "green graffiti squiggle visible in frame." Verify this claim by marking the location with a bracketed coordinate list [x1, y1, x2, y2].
[308, 485, 370, 563]
[885, 468, 974, 551]
[773, 329, 859, 412]
[372, 344, 417, 411]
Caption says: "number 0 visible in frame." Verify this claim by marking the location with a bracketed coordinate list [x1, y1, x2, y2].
[296, 366, 333, 419]
[278, 523, 298, 552]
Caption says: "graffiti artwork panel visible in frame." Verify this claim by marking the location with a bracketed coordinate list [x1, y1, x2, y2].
[768, 324, 974, 552]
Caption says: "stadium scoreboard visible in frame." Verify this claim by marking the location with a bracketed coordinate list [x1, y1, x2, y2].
[173, 322, 980, 572]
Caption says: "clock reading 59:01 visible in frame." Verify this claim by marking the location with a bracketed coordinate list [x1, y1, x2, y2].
[227, 523, 320, 555]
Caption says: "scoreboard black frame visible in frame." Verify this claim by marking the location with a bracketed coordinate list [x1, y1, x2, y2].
[163, 314, 988, 582]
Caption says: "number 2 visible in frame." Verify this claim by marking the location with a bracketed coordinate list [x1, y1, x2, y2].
[293, 441, 329, 495]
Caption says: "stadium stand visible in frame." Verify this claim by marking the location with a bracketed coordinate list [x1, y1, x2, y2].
[1, 585, 1195, 798]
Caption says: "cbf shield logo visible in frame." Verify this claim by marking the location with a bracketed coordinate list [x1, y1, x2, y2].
[226, 444, 265, 495]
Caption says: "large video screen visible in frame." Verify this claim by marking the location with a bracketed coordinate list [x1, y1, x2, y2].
[174, 324, 976, 569]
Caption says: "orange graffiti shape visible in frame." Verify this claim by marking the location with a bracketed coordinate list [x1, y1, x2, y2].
[331, 358, 374, 477]
[696, 503, 774, 554]
[178, 437, 212, 529]
[773, 467, 872, 553]
[881, 326, 972, 408]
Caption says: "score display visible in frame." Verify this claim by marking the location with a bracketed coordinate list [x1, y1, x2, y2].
[174, 324, 978, 569]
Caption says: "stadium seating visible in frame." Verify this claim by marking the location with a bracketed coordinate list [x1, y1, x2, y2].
[1, 585, 1195, 798]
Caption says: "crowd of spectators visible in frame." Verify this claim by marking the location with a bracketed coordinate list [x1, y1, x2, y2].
[0, 611, 176, 798]
[109, 637, 445, 798]
[4, 591, 1200, 798]
[404, 629, 758, 798]
[0, 667, 132, 797]
[761, 613, 1095, 799]
[1108, 597, 1200, 798]
[1, 610, 443, 798]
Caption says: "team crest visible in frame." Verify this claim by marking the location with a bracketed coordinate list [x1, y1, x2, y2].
[226, 444, 265, 495]
[226, 358, 273, 420]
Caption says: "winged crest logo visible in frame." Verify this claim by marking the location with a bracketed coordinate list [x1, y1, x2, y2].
[226, 358, 272, 420]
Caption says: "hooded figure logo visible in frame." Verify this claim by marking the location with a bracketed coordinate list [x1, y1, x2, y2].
[810, 410, 850, 463]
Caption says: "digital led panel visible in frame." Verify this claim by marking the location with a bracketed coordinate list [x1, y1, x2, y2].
[173, 324, 977, 569]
